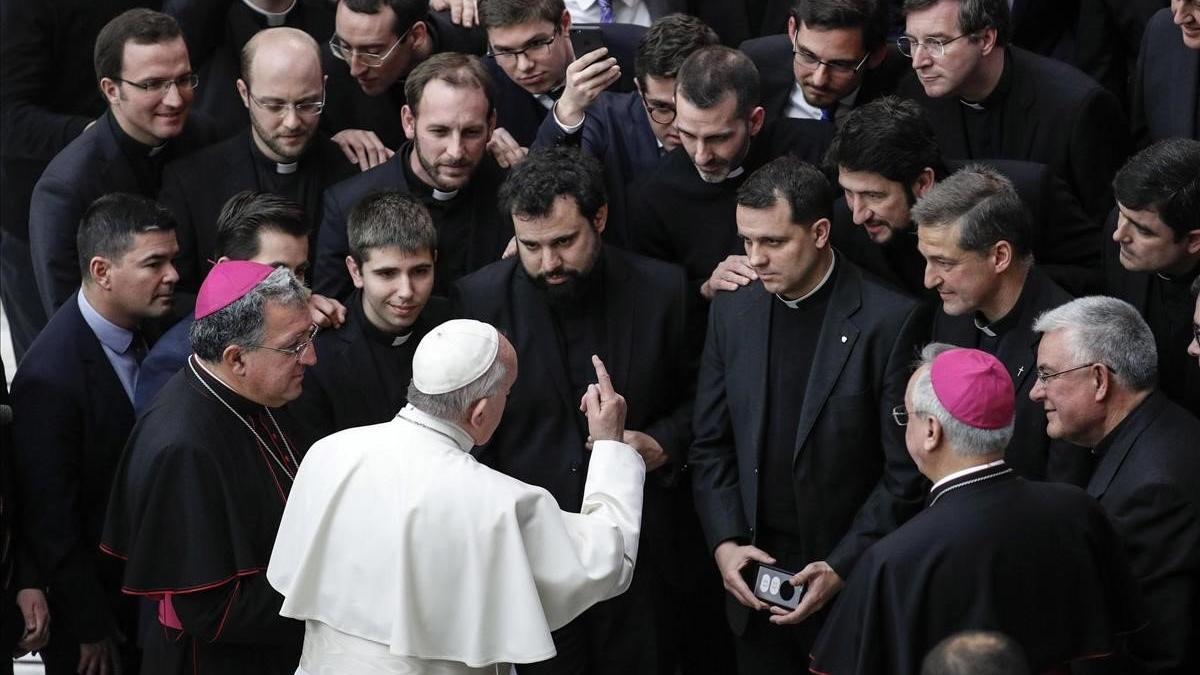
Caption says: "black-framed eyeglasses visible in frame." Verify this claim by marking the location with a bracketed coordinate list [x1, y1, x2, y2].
[329, 24, 412, 68]
[247, 88, 326, 118]
[252, 325, 319, 359]
[896, 33, 973, 58]
[115, 73, 199, 96]
[487, 32, 558, 64]
[792, 45, 870, 75]
[892, 404, 909, 427]
[635, 83, 676, 125]
[1034, 362, 1113, 385]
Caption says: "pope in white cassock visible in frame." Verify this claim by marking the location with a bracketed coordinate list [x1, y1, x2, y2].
[267, 319, 647, 674]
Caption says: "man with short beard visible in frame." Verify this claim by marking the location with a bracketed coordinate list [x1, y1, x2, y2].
[159, 27, 356, 299]
[627, 45, 832, 302]
[314, 52, 512, 300]
[455, 146, 695, 675]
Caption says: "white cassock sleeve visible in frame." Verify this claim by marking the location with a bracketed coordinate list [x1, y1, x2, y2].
[268, 421, 646, 668]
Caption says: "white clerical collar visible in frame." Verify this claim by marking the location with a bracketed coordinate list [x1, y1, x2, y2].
[776, 253, 836, 308]
[432, 188, 459, 201]
[148, 143, 167, 157]
[784, 82, 859, 121]
[534, 93, 556, 110]
[241, 0, 295, 26]
[392, 332, 412, 347]
[276, 161, 298, 175]
[396, 404, 475, 451]
[930, 458, 1006, 493]
[959, 99, 986, 111]
[724, 166, 745, 181]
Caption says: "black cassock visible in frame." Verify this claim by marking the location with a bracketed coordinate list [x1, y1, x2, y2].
[102, 357, 312, 674]
[809, 464, 1143, 675]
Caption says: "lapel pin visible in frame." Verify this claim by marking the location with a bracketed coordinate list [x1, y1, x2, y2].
[1017, 366, 1025, 377]
[841, 335, 847, 343]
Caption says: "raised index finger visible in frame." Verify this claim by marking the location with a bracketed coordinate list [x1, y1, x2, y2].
[591, 355, 615, 397]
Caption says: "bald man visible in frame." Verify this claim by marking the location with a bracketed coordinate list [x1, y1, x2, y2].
[160, 26, 356, 300]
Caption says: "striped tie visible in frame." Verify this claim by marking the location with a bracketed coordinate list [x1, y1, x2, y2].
[598, 0, 614, 23]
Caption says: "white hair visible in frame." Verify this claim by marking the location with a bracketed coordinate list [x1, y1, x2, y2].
[1032, 296, 1157, 392]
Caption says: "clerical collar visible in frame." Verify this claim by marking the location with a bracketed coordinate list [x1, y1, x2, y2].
[109, 111, 167, 159]
[401, 143, 463, 202]
[776, 253, 836, 308]
[928, 460, 1012, 507]
[973, 275, 1028, 337]
[1154, 260, 1200, 285]
[249, 134, 303, 175]
[240, 0, 295, 26]
[958, 48, 1012, 111]
[355, 291, 417, 348]
[397, 404, 475, 451]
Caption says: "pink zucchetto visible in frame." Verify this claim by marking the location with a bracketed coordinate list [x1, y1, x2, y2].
[929, 348, 1015, 430]
[194, 260, 274, 319]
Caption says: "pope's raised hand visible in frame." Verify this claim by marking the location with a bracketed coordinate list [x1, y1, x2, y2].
[580, 355, 627, 442]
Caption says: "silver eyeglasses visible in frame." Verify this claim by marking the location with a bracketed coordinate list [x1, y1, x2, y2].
[892, 404, 909, 427]
[253, 325, 319, 359]
[1034, 362, 1115, 385]
[896, 33, 972, 58]
[115, 73, 199, 96]
[247, 89, 326, 118]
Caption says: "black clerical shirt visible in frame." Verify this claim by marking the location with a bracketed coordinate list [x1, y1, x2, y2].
[1144, 265, 1200, 413]
[247, 136, 321, 226]
[959, 50, 1014, 161]
[356, 298, 417, 414]
[401, 145, 475, 294]
[760, 262, 837, 538]
[109, 111, 169, 197]
[972, 282, 1026, 355]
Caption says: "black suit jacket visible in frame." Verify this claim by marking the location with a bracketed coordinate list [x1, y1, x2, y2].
[833, 157, 1103, 297]
[9, 293, 138, 643]
[454, 247, 694, 511]
[289, 295, 453, 443]
[487, 22, 644, 148]
[1087, 391, 1200, 673]
[312, 145, 511, 301]
[900, 46, 1129, 225]
[158, 129, 356, 294]
[1133, 8, 1199, 144]
[930, 267, 1088, 483]
[740, 34, 909, 124]
[28, 112, 216, 318]
[690, 258, 929, 629]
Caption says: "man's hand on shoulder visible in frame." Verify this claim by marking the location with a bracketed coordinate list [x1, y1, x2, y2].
[488, 127, 528, 168]
[700, 255, 757, 300]
[430, 0, 478, 27]
[555, 47, 621, 128]
[308, 293, 347, 329]
[331, 129, 394, 170]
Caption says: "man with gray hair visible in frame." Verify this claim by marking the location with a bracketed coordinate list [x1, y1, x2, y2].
[103, 261, 318, 674]
[810, 345, 1141, 675]
[1031, 296, 1200, 671]
[915, 165, 1084, 484]
[267, 320, 647, 674]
